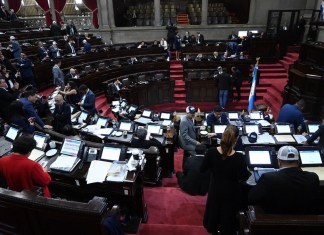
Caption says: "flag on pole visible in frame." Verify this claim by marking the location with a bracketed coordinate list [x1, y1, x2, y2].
[248, 58, 260, 112]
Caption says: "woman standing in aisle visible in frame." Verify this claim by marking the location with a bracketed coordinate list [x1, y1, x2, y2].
[174, 32, 181, 61]
[201, 125, 250, 235]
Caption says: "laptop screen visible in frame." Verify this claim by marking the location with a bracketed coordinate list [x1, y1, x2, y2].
[228, 112, 239, 120]
[60, 139, 82, 157]
[214, 125, 227, 134]
[250, 112, 263, 120]
[147, 124, 161, 135]
[142, 110, 152, 118]
[128, 105, 137, 113]
[238, 31, 247, 37]
[307, 124, 320, 134]
[299, 149, 322, 165]
[97, 117, 109, 127]
[160, 112, 171, 120]
[101, 146, 122, 161]
[276, 124, 291, 134]
[245, 124, 260, 134]
[248, 150, 272, 165]
[33, 132, 47, 150]
[119, 121, 132, 132]
[5, 126, 20, 142]
[79, 111, 89, 123]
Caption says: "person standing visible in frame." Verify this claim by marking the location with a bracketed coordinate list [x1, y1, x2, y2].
[0, 135, 51, 197]
[78, 84, 96, 115]
[64, 38, 76, 55]
[50, 21, 62, 37]
[231, 66, 243, 101]
[201, 125, 250, 235]
[66, 21, 78, 36]
[52, 94, 71, 134]
[196, 32, 205, 45]
[277, 99, 306, 132]
[17, 53, 37, 88]
[214, 66, 232, 109]
[0, 77, 20, 122]
[9, 36, 22, 60]
[52, 59, 65, 89]
[249, 145, 319, 214]
[179, 106, 201, 169]
[174, 32, 181, 61]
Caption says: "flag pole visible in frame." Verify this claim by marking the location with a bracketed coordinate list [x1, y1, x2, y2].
[248, 57, 260, 112]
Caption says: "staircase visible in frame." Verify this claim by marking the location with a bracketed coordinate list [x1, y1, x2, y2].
[177, 13, 189, 25]
[170, 52, 186, 105]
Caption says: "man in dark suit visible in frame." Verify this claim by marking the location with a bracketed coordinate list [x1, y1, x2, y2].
[52, 94, 71, 133]
[82, 39, 91, 53]
[37, 41, 49, 62]
[66, 21, 78, 36]
[110, 79, 123, 98]
[196, 32, 205, 45]
[131, 128, 162, 150]
[0, 78, 20, 122]
[231, 66, 243, 101]
[249, 145, 320, 214]
[64, 38, 76, 55]
[176, 146, 210, 196]
[78, 84, 96, 115]
[17, 53, 37, 87]
[50, 21, 62, 37]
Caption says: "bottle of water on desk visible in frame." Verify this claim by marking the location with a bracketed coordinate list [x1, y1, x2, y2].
[166, 125, 172, 139]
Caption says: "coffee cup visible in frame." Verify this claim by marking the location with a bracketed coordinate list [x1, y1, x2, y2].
[49, 141, 56, 149]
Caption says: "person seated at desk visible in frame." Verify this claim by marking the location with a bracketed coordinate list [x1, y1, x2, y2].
[248, 145, 320, 214]
[176, 145, 210, 196]
[65, 68, 79, 83]
[277, 99, 306, 133]
[0, 77, 20, 122]
[0, 65, 20, 93]
[78, 84, 96, 115]
[220, 51, 230, 61]
[49, 41, 62, 59]
[52, 94, 72, 134]
[37, 41, 49, 62]
[64, 38, 76, 56]
[208, 51, 219, 61]
[0, 52, 17, 73]
[82, 39, 91, 53]
[137, 41, 146, 49]
[0, 135, 52, 197]
[206, 105, 228, 127]
[131, 128, 163, 150]
[111, 79, 124, 98]
[19, 89, 53, 130]
[8, 100, 35, 134]
[304, 114, 324, 149]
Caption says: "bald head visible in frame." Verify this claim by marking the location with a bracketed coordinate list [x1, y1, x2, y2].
[54, 94, 64, 105]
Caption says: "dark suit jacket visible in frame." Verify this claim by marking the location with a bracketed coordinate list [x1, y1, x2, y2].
[81, 89, 96, 115]
[19, 97, 44, 128]
[177, 155, 210, 195]
[37, 47, 48, 60]
[66, 24, 78, 36]
[52, 102, 71, 133]
[17, 57, 34, 78]
[130, 137, 162, 150]
[10, 115, 35, 134]
[0, 88, 20, 121]
[110, 83, 123, 96]
[64, 43, 76, 55]
[248, 167, 320, 214]
[83, 43, 91, 53]
[196, 34, 205, 45]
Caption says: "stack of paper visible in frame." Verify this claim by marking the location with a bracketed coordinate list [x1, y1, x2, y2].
[86, 160, 112, 184]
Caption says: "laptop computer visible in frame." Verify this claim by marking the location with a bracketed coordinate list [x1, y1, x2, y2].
[49, 138, 84, 172]
[96, 116, 110, 128]
[5, 125, 21, 142]
[245, 146, 277, 169]
[214, 124, 227, 134]
[296, 147, 323, 167]
[28, 132, 49, 162]
[118, 121, 134, 133]
[275, 124, 293, 134]
[244, 124, 262, 135]
[249, 111, 264, 120]
[147, 124, 163, 136]
[306, 123, 320, 135]
[100, 145, 125, 162]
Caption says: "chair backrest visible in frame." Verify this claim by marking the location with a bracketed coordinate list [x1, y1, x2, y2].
[187, 71, 197, 80]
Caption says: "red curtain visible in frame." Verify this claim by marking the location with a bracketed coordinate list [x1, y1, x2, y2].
[83, 0, 99, 29]
[8, 0, 21, 13]
[53, 0, 66, 26]
[35, 0, 52, 27]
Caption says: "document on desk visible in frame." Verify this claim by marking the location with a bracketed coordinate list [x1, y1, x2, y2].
[94, 128, 114, 139]
[293, 134, 307, 144]
[256, 133, 276, 144]
[106, 162, 128, 182]
[274, 134, 296, 143]
[86, 160, 112, 184]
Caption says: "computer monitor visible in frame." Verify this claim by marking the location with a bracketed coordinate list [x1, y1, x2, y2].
[307, 123, 320, 134]
[100, 145, 122, 161]
[147, 124, 162, 135]
[60, 138, 83, 157]
[249, 111, 264, 120]
[244, 124, 261, 134]
[33, 132, 49, 151]
[228, 112, 240, 120]
[160, 112, 171, 120]
[245, 147, 275, 168]
[127, 105, 138, 113]
[5, 126, 21, 142]
[142, 109, 152, 118]
[96, 117, 109, 128]
[238, 31, 248, 37]
[119, 121, 133, 132]
[78, 111, 89, 123]
[297, 147, 323, 166]
[214, 125, 227, 134]
[249, 30, 258, 34]
[275, 124, 292, 134]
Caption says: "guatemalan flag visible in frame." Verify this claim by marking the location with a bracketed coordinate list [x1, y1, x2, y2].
[248, 59, 260, 112]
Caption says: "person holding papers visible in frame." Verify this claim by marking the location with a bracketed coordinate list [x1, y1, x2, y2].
[304, 114, 324, 149]
[78, 84, 96, 115]
[248, 145, 320, 214]
[0, 135, 51, 197]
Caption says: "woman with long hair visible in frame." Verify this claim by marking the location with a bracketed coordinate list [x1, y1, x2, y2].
[58, 81, 80, 106]
[9, 100, 35, 134]
[201, 125, 250, 235]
